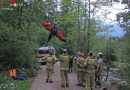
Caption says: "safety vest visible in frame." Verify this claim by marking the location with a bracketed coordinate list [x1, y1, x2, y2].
[86, 58, 96, 74]
[60, 55, 70, 70]
[9, 69, 16, 78]
[46, 55, 55, 69]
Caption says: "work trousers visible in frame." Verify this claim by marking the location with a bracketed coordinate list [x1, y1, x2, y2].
[77, 71, 84, 85]
[60, 70, 69, 86]
[95, 71, 102, 83]
[85, 73, 95, 90]
[46, 69, 53, 82]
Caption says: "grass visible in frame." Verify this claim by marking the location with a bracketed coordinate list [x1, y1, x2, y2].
[13, 78, 33, 90]
[0, 71, 34, 90]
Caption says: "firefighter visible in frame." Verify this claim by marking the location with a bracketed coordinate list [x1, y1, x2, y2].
[95, 52, 103, 85]
[84, 51, 96, 90]
[60, 49, 70, 88]
[45, 51, 56, 83]
[76, 52, 85, 86]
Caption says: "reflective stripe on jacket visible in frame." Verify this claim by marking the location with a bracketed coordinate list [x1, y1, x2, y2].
[85, 58, 96, 74]
[60, 55, 70, 70]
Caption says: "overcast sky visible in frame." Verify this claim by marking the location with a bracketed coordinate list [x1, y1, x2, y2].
[97, 1, 127, 37]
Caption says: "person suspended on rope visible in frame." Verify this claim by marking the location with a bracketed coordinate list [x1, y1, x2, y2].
[47, 23, 58, 42]
[41, 22, 66, 42]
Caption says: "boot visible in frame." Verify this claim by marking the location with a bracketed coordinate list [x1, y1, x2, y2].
[66, 83, 69, 87]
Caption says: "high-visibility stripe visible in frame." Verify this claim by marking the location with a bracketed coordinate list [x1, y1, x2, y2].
[87, 70, 95, 74]
[60, 68, 69, 70]
[61, 55, 69, 61]
[77, 69, 85, 72]
[88, 59, 96, 64]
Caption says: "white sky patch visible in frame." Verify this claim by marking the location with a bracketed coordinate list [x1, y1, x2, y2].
[107, 3, 126, 22]
[96, 2, 127, 24]
[95, 1, 126, 37]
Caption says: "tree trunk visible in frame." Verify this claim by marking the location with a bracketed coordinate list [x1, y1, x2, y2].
[87, 0, 91, 53]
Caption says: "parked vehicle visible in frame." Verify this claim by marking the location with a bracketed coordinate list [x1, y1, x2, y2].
[37, 46, 55, 65]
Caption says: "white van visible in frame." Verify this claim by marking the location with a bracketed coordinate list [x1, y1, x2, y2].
[37, 46, 55, 64]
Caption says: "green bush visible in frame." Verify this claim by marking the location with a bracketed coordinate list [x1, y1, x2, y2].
[0, 73, 16, 90]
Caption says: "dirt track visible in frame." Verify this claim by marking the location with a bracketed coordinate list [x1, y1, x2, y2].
[31, 62, 118, 90]
[31, 62, 85, 90]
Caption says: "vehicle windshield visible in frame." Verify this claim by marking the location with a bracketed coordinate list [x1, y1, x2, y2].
[38, 50, 49, 54]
